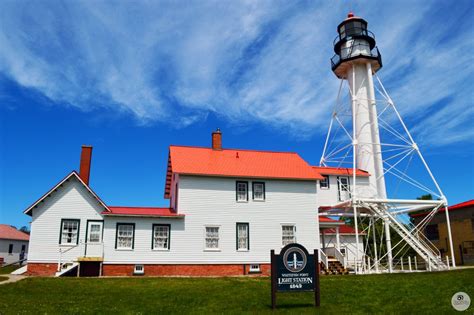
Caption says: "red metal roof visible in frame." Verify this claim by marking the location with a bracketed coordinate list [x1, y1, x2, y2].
[0, 224, 29, 241]
[312, 166, 370, 177]
[103, 206, 184, 218]
[318, 216, 365, 234]
[165, 145, 324, 198]
[319, 216, 340, 223]
[410, 199, 474, 218]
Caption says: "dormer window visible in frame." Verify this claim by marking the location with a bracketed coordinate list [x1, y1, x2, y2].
[236, 181, 248, 202]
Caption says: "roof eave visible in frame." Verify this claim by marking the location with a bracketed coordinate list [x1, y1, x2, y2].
[0, 237, 30, 241]
[101, 213, 185, 218]
[23, 171, 111, 216]
[319, 221, 345, 227]
[175, 172, 323, 181]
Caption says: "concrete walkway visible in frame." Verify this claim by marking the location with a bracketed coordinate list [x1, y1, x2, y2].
[0, 274, 27, 285]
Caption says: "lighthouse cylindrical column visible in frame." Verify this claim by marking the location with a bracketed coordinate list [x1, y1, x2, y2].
[347, 62, 387, 198]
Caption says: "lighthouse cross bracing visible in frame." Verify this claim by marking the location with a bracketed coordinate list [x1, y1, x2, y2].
[319, 13, 455, 274]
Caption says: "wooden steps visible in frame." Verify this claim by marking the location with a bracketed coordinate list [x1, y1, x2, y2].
[321, 257, 349, 275]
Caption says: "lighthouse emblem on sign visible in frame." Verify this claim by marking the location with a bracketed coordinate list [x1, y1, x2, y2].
[283, 247, 307, 272]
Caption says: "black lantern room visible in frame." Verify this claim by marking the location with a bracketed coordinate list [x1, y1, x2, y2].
[331, 12, 383, 79]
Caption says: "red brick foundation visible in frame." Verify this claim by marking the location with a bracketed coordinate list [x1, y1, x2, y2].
[102, 264, 271, 277]
[26, 263, 271, 277]
[27, 263, 58, 276]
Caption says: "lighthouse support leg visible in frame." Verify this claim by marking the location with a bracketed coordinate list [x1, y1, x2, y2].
[372, 218, 379, 273]
[384, 218, 393, 273]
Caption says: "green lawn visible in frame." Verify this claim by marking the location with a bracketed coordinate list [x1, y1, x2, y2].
[0, 269, 473, 314]
[0, 265, 19, 275]
[0, 276, 8, 283]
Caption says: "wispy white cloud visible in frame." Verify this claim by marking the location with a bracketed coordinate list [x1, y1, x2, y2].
[0, 0, 472, 146]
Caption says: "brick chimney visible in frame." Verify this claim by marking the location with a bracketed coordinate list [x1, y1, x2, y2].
[79, 145, 93, 185]
[212, 128, 222, 150]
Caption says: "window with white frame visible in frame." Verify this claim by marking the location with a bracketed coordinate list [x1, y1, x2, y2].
[89, 224, 101, 243]
[60, 219, 80, 245]
[116, 224, 135, 250]
[205, 226, 219, 249]
[320, 175, 330, 189]
[282, 225, 296, 246]
[236, 181, 248, 202]
[252, 182, 265, 201]
[236, 223, 249, 250]
[337, 176, 351, 201]
[153, 224, 170, 250]
[134, 264, 144, 275]
[249, 264, 260, 272]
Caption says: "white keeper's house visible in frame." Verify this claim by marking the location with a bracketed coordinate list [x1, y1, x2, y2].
[24, 130, 368, 276]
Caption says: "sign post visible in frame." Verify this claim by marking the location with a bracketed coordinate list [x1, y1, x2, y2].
[271, 243, 320, 309]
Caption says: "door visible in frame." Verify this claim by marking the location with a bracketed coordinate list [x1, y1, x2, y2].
[337, 177, 351, 201]
[85, 221, 103, 257]
[79, 261, 101, 277]
[20, 244, 26, 261]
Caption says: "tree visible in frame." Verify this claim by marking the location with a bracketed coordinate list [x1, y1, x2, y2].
[417, 194, 433, 200]
[19, 226, 30, 234]
[410, 194, 434, 224]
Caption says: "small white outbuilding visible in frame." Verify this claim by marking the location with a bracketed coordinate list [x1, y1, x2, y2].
[0, 224, 29, 265]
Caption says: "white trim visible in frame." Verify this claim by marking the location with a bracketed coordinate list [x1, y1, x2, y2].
[281, 224, 296, 246]
[133, 264, 145, 275]
[28, 260, 273, 264]
[23, 171, 109, 215]
[204, 225, 220, 251]
[101, 261, 271, 265]
[152, 225, 170, 250]
[103, 214, 184, 218]
[177, 172, 322, 182]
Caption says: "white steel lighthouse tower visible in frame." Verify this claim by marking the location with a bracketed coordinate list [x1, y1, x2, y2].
[320, 13, 456, 273]
[331, 12, 386, 200]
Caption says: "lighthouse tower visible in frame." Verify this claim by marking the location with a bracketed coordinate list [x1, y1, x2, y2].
[331, 12, 386, 199]
[320, 13, 456, 274]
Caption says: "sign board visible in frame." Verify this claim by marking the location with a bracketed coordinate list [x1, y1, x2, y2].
[271, 243, 320, 308]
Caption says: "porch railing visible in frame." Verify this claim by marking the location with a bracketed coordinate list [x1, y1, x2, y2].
[323, 247, 347, 269]
[319, 249, 329, 269]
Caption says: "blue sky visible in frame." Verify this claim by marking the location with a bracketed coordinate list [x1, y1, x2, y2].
[1, 0, 473, 228]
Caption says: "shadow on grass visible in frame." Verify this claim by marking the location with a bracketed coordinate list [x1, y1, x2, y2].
[269, 303, 316, 309]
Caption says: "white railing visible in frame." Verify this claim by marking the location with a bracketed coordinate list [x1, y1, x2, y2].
[319, 249, 329, 269]
[57, 245, 78, 271]
[323, 247, 347, 268]
[58, 242, 104, 271]
[365, 203, 447, 270]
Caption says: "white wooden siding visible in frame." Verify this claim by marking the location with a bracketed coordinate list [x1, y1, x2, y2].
[28, 177, 105, 263]
[316, 175, 370, 206]
[102, 175, 320, 264]
[28, 174, 357, 265]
